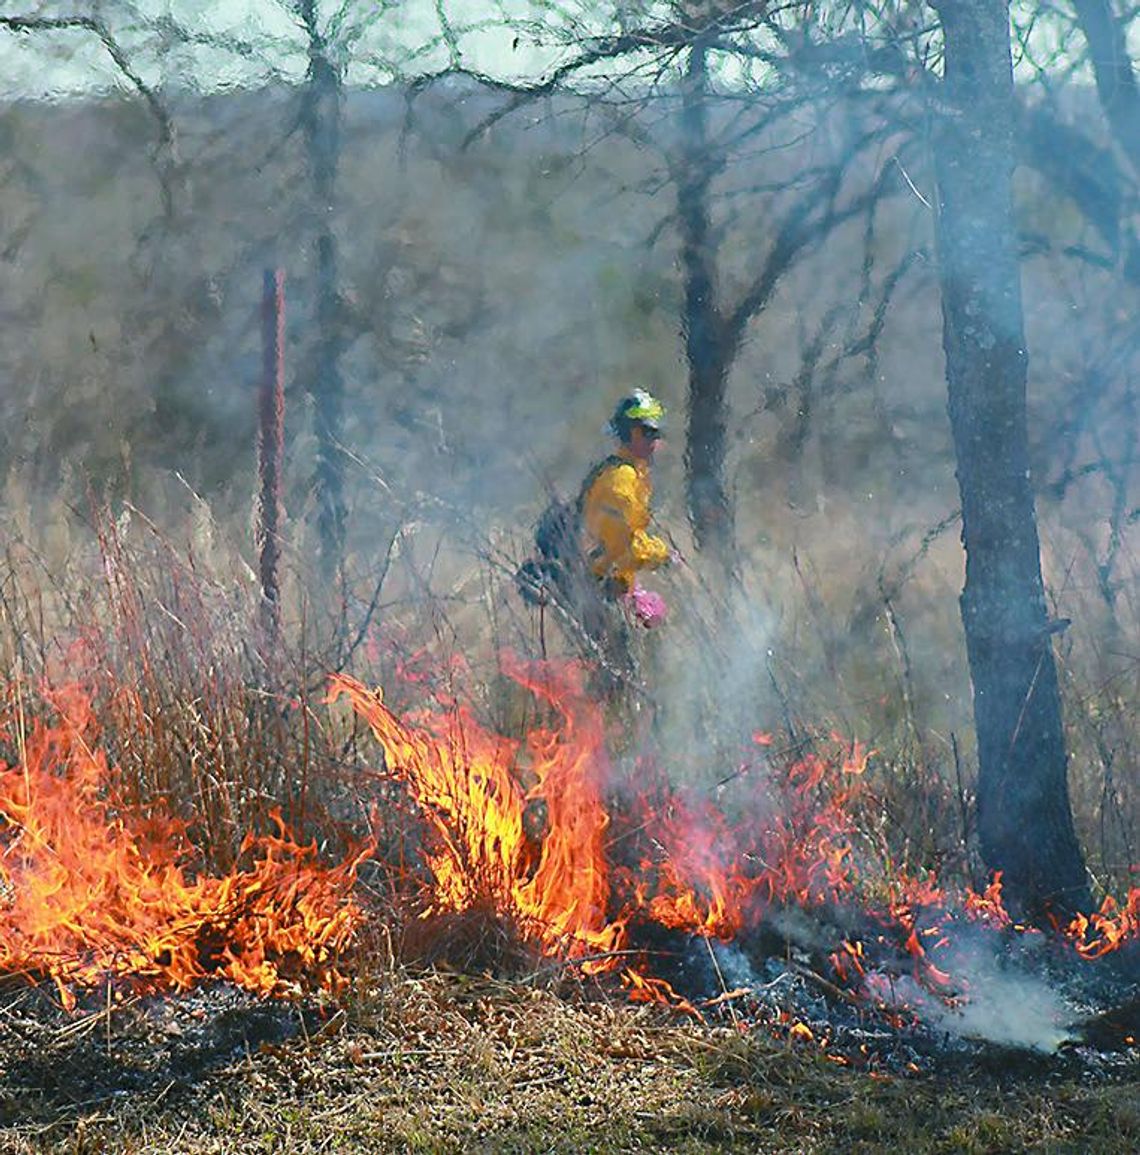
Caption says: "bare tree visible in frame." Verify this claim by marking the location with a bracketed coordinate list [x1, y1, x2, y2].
[0, 11, 177, 212]
[427, 3, 914, 573]
[1010, 1, 1140, 612]
[440, 0, 1112, 913]
[296, 0, 348, 580]
[930, 0, 1090, 916]
[125, 0, 451, 584]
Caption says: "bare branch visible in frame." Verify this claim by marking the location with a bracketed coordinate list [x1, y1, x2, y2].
[722, 131, 895, 355]
[1071, 0, 1140, 177]
[0, 14, 173, 152]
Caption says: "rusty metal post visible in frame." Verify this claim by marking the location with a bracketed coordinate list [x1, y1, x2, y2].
[258, 268, 286, 638]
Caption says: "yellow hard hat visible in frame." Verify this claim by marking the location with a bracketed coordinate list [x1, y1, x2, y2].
[609, 389, 666, 439]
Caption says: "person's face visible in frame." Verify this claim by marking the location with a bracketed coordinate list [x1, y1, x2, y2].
[627, 423, 661, 461]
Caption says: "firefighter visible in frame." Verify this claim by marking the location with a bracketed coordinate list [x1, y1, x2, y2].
[580, 388, 672, 622]
[516, 389, 673, 690]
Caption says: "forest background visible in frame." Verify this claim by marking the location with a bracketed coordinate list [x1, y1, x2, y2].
[0, 0, 1138, 906]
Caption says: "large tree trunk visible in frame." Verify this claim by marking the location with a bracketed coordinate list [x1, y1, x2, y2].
[931, 0, 1089, 918]
[678, 40, 734, 569]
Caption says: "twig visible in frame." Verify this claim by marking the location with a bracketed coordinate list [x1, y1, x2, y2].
[712, 736, 813, 791]
[786, 960, 864, 1009]
[703, 936, 739, 1028]
[892, 155, 932, 208]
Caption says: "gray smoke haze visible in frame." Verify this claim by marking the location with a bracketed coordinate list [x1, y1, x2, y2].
[646, 576, 781, 782]
[0, 81, 975, 764]
[708, 922, 1076, 1053]
[1, 34, 1136, 881]
[916, 973, 1071, 1053]
[909, 929, 1075, 1052]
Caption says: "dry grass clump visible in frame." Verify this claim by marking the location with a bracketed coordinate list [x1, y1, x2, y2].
[397, 902, 539, 978]
[0, 500, 385, 874]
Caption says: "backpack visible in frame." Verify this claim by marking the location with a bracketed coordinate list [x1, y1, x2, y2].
[534, 496, 579, 563]
[515, 455, 625, 607]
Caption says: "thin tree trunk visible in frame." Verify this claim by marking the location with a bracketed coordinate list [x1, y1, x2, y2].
[678, 40, 734, 569]
[301, 4, 346, 579]
[258, 268, 286, 639]
[1071, 0, 1140, 176]
[932, 0, 1089, 918]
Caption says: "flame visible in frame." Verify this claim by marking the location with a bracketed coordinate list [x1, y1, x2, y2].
[1067, 889, 1140, 958]
[333, 655, 1138, 1023]
[619, 786, 759, 940]
[962, 873, 1012, 928]
[622, 969, 700, 1017]
[788, 1019, 815, 1042]
[328, 660, 624, 967]
[331, 660, 881, 973]
[5, 651, 1135, 1035]
[332, 660, 895, 1004]
[0, 683, 370, 1009]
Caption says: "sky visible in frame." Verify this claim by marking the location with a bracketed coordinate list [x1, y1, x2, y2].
[0, 0, 572, 99]
[0, 2, 1088, 103]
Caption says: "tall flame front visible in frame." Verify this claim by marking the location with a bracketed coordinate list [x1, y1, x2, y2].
[330, 659, 624, 967]
[2, 657, 1136, 1020]
[329, 664, 887, 980]
[332, 658, 1140, 1015]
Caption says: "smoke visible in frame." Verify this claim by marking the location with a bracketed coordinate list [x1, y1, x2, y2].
[912, 931, 1074, 1052]
[712, 932, 1074, 1053]
[646, 573, 780, 785]
[690, 912, 1076, 1054]
[707, 941, 770, 993]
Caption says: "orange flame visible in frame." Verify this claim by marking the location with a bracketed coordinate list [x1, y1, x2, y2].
[332, 659, 903, 1008]
[0, 684, 370, 1009]
[332, 656, 1138, 1019]
[328, 660, 625, 968]
[1067, 889, 1140, 958]
[962, 873, 1012, 928]
[6, 652, 1135, 1032]
[620, 786, 760, 940]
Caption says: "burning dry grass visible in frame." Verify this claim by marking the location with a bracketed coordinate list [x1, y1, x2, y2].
[0, 508, 1137, 1151]
[0, 502, 392, 875]
[0, 677, 374, 1008]
[1, 607, 1137, 1048]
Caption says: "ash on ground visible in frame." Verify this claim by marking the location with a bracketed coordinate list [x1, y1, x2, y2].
[638, 924, 1140, 1079]
[0, 981, 324, 1117]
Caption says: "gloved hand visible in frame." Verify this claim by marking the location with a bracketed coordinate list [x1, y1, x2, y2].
[625, 584, 668, 627]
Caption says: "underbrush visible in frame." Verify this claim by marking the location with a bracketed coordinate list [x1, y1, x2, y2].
[0, 495, 1135, 998]
[0, 494, 1137, 1149]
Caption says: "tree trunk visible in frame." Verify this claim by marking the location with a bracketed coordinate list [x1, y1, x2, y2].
[931, 0, 1089, 918]
[258, 268, 286, 639]
[301, 4, 347, 579]
[1071, 0, 1140, 177]
[678, 40, 734, 569]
